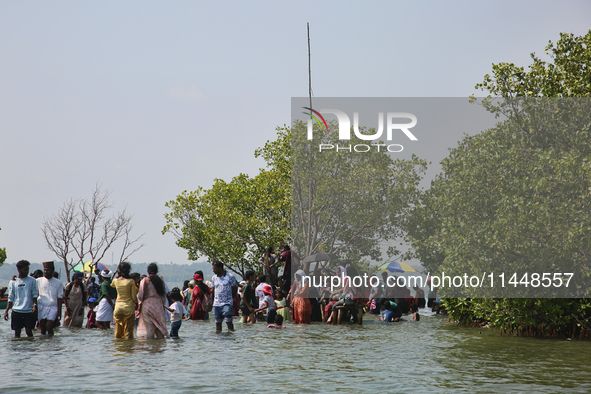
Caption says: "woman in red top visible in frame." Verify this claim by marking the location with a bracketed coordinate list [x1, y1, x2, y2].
[190, 272, 211, 320]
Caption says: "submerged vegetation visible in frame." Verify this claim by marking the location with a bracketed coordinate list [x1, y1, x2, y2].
[444, 298, 591, 339]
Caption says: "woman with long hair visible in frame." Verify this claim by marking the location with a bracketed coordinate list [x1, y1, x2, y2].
[291, 269, 312, 324]
[190, 271, 211, 320]
[137, 263, 169, 339]
[111, 262, 138, 339]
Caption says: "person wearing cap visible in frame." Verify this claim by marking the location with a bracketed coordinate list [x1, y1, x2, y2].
[63, 271, 87, 328]
[3, 260, 38, 338]
[255, 274, 270, 320]
[36, 261, 64, 336]
[86, 275, 100, 301]
[96, 269, 117, 329]
[255, 284, 277, 324]
[190, 271, 212, 320]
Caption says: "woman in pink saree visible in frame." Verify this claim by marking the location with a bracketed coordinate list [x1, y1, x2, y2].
[137, 263, 169, 339]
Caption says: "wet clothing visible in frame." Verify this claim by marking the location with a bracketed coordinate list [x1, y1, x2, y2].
[274, 298, 291, 322]
[7, 276, 38, 313]
[190, 284, 211, 320]
[36, 277, 64, 308]
[63, 282, 86, 327]
[111, 278, 138, 339]
[211, 272, 237, 307]
[137, 278, 169, 339]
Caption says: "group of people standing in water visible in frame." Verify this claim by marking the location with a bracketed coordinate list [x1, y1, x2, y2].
[182, 246, 294, 332]
[3, 259, 182, 339]
[3, 244, 430, 338]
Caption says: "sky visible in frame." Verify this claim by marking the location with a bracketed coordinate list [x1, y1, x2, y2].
[0, 1, 590, 269]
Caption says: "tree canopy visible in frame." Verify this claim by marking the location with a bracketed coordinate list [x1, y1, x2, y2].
[475, 31, 591, 98]
[405, 31, 591, 298]
[403, 30, 591, 336]
[291, 120, 427, 269]
[163, 126, 290, 278]
[164, 120, 427, 276]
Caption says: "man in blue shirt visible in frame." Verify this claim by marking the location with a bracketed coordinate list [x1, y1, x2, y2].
[3, 260, 38, 337]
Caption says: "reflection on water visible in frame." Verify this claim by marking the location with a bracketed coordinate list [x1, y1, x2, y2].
[1, 310, 590, 393]
[111, 338, 170, 355]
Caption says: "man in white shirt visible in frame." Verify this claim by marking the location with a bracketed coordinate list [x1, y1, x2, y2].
[255, 274, 270, 309]
[211, 261, 238, 333]
[36, 261, 64, 336]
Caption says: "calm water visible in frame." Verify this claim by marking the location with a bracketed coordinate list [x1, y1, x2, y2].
[1, 309, 590, 393]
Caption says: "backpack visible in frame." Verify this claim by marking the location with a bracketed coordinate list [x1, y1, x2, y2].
[201, 291, 213, 313]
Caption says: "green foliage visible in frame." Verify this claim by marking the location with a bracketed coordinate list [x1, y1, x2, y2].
[417, 99, 591, 297]
[444, 298, 591, 339]
[475, 31, 591, 98]
[165, 120, 427, 276]
[406, 32, 591, 293]
[163, 126, 290, 277]
[0, 226, 5, 267]
[406, 30, 591, 336]
[291, 120, 427, 270]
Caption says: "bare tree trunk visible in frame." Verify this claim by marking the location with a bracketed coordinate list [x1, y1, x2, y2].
[43, 184, 145, 277]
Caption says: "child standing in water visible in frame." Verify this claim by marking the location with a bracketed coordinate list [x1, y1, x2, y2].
[274, 288, 291, 322]
[255, 285, 276, 324]
[165, 291, 188, 338]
